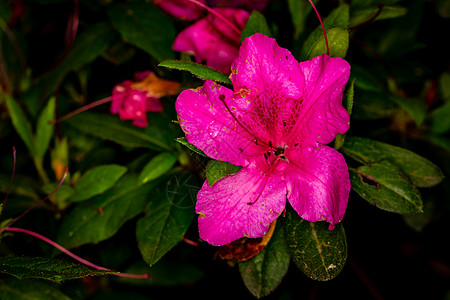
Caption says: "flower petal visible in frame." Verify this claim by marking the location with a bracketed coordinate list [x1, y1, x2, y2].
[176, 80, 262, 166]
[287, 54, 350, 146]
[196, 164, 286, 246]
[285, 145, 350, 227]
[230, 33, 306, 146]
[173, 8, 249, 74]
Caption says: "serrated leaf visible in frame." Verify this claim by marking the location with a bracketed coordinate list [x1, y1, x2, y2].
[72, 164, 127, 202]
[205, 160, 242, 186]
[35, 97, 55, 158]
[342, 136, 444, 187]
[158, 60, 232, 85]
[175, 137, 207, 157]
[137, 173, 199, 267]
[0, 257, 113, 283]
[238, 224, 290, 298]
[240, 11, 271, 42]
[305, 27, 350, 60]
[67, 112, 173, 151]
[139, 152, 178, 184]
[301, 3, 349, 60]
[349, 161, 423, 214]
[57, 175, 156, 250]
[5, 95, 34, 153]
[108, 2, 175, 61]
[282, 207, 347, 281]
[349, 5, 408, 28]
[0, 278, 71, 300]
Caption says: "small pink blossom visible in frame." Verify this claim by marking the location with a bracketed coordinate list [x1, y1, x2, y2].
[111, 71, 181, 128]
[173, 8, 249, 74]
[176, 33, 351, 246]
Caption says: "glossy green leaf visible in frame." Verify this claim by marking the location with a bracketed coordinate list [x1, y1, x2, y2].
[0, 278, 71, 300]
[349, 5, 408, 28]
[0, 256, 113, 283]
[175, 137, 207, 157]
[72, 164, 127, 202]
[342, 136, 444, 187]
[305, 27, 349, 60]
[35, 97, 55, 158]
[282, 207, 347, 281]
[238, 224, 290, 298]
[5, 95, 34, 153]
[301, 3, 349, 60]
[350, 161, 423, 214]
[240, 11, 271, 42]
[139, 152, 178, 184]
[205, 160, 242, 186]
[57, 175, 155, 249]
[67, 112, 173, 151]
[137, 173, 198, 267]
[108, 2, 175, 61]
[158, 60, 232, 85]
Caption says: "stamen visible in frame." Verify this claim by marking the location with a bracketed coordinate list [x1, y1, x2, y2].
[50, 97, 112, 124]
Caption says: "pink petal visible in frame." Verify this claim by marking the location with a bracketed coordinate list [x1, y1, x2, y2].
[173, 8, 249, 74]
[153, 0, 205, 20]
[176, 80, 262, 166]
[230, 33, 306, 146]
[196, 164, 286, 246]
[284, 145, 350, 227]
[287, 54, 350, 146]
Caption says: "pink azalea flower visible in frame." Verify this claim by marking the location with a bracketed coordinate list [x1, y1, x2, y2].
[173, 8, 249, 74]
[176, 33, 351, 246]
[111, 71, 181, 128]
[153, 0, 206, 21]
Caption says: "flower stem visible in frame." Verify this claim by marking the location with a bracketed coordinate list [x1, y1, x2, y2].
[308, 0, 329, 56]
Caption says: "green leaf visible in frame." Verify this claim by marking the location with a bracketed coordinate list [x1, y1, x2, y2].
[137, 173, 198, 267]
[350, 161, 423, 214]
[158, 60, 232, 85]
[35, 97, 55, 158]
[72, 164, 127, 202]
[175, 137, 207, 157]
[139, 152, 178, 184]
[349, 5, 408, 28]
[342, 136, 444, 187]
[57, 175, 156, 249]
[282, 206, 347, 281]
[390, 96, 427, 126]
[352, 89, 398, 120]
[305, 27, 350, 60]
[240, 11, 271, 42]
[205, 160, 242, 186]
[0, 256, 113, 283]
[288, 0, 313, 38]
[238, 224, 290, 298]
[0, 278, 71, 300]
[67, 112, 173, 151]
[439, 72, 450, 101]
[107, 2, 175, 61]
[301, 3, 350, 60]
[334, 78, 355, 150]
[430, 101, 450, 134]
[5, 95, 34, 153]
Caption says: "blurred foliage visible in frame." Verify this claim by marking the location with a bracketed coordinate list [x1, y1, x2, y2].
[0, 0, 449, 299]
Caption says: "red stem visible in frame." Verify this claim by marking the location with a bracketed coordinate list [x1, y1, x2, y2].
[308, 0, 329, 56]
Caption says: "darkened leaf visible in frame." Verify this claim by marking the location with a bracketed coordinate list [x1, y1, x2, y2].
[350, 161, 423, 214]
[5, 95, 34, 153]
[108, 2, 175, 61]
[349, 5, 408, 28]
[0, 256, 113, 283]
[137, 173, 198, 267]
[342, 136, 444, 187]
[35, 97, 55, 158]
[0, 278, 71, 300]
[238, 224, 290, 298]
[283, 206, 347, 281]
